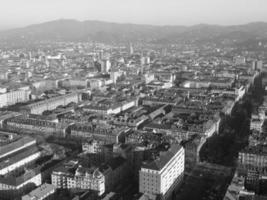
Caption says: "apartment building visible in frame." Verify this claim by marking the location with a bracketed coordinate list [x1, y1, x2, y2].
[0, 89, 30, 108]
[139, 144, 185, 200]
[22, 183, 56, 200]
[25, 92, 81, 115]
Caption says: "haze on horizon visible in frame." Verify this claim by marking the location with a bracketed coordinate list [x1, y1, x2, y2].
[0, 0, 267, 30]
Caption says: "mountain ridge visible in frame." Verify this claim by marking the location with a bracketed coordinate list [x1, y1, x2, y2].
[0, 19, 267, 43]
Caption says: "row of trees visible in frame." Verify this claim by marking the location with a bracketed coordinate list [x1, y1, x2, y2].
[199, 73, 265, 166]
[200, 99, 252, 166]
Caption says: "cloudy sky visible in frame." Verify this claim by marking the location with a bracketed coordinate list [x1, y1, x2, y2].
[0, 0, 266, 29]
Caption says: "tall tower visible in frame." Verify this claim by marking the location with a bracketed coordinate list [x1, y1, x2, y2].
[129, 43, 134, 55]
[99, 50, 104, 60]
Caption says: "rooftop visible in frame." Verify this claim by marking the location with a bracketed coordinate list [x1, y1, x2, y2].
[0, 166, 41, 186]
[22, 183, 56, 200]
[240, 145, 267, 155]
[141, 144, 183, 171]
[0, 136, 36, 159]
[0, 145, 39, 171]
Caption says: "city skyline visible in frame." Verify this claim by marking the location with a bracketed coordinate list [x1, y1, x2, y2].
[0, 1, 267, 200]
[0, 0, 267, 30]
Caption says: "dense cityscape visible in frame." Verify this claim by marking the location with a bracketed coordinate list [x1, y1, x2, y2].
[0, 3, 267, 200]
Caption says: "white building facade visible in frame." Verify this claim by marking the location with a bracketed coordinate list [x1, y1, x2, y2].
[139, 145, 185, 200]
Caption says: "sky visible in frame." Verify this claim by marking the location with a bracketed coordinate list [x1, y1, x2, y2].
[0, 0, 267, 29]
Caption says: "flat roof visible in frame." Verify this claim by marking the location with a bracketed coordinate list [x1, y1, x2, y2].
[142, 144, 183, 171]
[0, 136, 36, 159]
[0, 145, 39, 170]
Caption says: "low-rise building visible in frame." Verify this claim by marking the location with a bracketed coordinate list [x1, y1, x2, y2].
[51, 160, 105, 195]
[238, 145, 267, 188]
[24, 92, 81, 115]
[0, 136, 36, 160]
[5, 115, 68, 136]
[250, 115, 264, 132]
[0, 136, 40, 175]
[52, 156, 129, 196]
[70, 123, 128, 144]
[22, 183, 56, 200]
[0, 146, 41, 175]
[0, 168, 42, 200]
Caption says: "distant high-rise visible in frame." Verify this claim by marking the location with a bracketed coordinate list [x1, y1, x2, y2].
[162, 48, 167, 56]
[99, 50, 104, 60]
[28, 52, 32, 60]
[256, 60, 263, 71]
[252, 60, 263, 71]
[141, 56, 150, 65]
[101, 59, 111, 73]
[129, 43, 134, 55]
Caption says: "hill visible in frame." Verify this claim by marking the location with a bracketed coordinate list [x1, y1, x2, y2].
[0, 19, 267, 44]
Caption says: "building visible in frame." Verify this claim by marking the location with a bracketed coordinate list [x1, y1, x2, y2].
[0, 136, 40, 175]
[70, 124, 127, 144]
[71, 190, 99, 200]
[129, 43, 134, 55]
[0, 136, 41, 200]
[101, 59, 111, 73]
[22, 183, 56, 200]
[0, 168, 42, 200]
[51, 160, 105, 195]
[99, 156, 129, 192]
[139, 144, 184, 200]
[82, 139, 103, 154]
[25, 92, 81, 115]
[0, 111, 22, 129]
[59, 79, 88, 89]
[83, 98, 137, 115]
[250, 114, 264, 132]
[234, 56, 246, 65]
[5, 115, 68, 136]
[52, 156, 129, 196]
[238, 145, 267, 189]
[110, 71, 124, 84]
[32, 80, 58, 91]
[223, 172, 254, 200]
[0, 89, 30, 108]
[252, 60, 263, 71]
[0, 146, 41, 175]
[144, 73, 155, 84]
[153, 71, 176, 83]
[238, 145, 267, 172]
[82, 139, 105, 164]
[0, 136, 36, 159]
